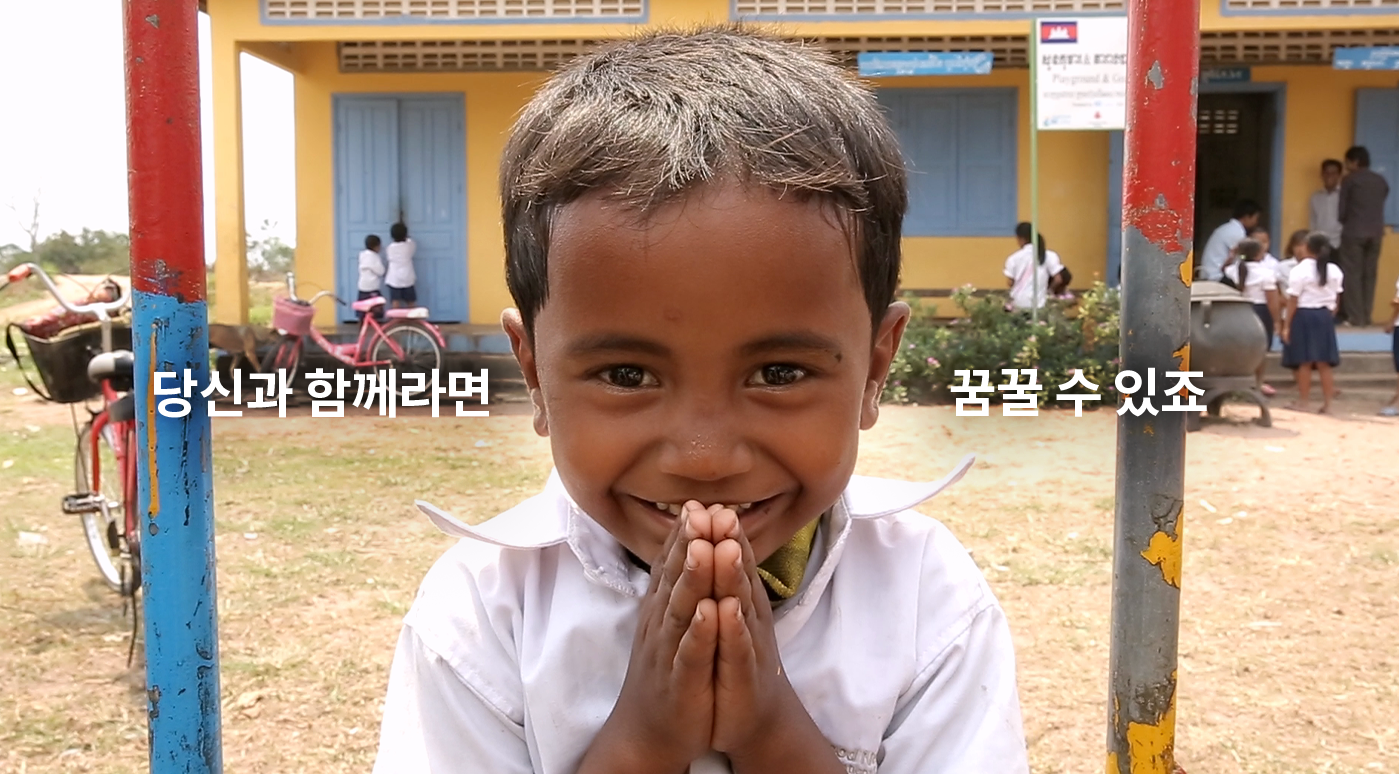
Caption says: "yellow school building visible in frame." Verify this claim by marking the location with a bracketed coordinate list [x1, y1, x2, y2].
[204, 0, 1399, 327]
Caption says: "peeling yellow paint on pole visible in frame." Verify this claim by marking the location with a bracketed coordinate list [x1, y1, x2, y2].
[145, 329, 161, 518]
[1140, 512, 1183, 588]
[1108, 751, 1121, 774]
[1126, 683, 1176, 774]
[1172, 343, 1190, 371]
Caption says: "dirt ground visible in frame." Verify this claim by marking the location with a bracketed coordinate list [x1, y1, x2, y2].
[1, 359, 1397, 773]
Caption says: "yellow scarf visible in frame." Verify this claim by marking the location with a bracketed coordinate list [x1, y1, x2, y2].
[756, 519, 820, 601]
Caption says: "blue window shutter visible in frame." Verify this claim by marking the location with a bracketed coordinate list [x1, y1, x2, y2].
[879, 88, 1016, 237]
[955, 93, 1016, 235]
[1355, 88, 1399, 227]
[904, 93, 958, 236]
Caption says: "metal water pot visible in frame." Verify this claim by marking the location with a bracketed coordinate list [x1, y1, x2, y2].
[1189, 281, 1267, 378]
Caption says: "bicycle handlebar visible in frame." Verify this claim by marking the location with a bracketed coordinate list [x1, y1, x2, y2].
[284, 272, 346, 307]
[6, 263, 129, 354]
[6, 263, 130, 319]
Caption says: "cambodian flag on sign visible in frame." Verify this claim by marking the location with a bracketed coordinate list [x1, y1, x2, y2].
[1040, 21, 1078, 44]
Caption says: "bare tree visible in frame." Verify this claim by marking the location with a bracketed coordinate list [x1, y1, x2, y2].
[6, 190, 41, 254]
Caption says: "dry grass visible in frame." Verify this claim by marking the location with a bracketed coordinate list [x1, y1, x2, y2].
[1, 356, 1397, 773]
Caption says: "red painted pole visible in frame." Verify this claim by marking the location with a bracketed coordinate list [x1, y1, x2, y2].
[1107, 0, 1199, 772]
[124, 1, 222, 771]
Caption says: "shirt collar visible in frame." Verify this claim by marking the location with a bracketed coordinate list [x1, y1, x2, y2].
[416, 454, 976, 596]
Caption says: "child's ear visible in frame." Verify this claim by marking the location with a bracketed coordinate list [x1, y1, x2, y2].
[502, 309, 549, 437]
[861, 302, 911, 431]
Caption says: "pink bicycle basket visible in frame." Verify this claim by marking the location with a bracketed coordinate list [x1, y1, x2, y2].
[273, 297, 315, 337]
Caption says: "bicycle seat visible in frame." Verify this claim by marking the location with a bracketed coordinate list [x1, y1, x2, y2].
[385, 307, 429, 319]
[88, 350, 135, 383]
[109, 393, 137, 423]
[352, 296, 386, 312]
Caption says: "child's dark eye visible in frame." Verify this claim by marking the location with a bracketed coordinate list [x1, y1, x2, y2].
[751, 364, 807, 387]
[599, 365, 657, 389]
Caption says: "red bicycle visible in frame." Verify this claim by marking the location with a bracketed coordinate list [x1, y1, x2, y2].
[268, 271, 445, 393]
[3, 263, 141, 598]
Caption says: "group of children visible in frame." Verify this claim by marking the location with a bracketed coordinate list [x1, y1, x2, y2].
[357, 221, 417, 320]
[1223, 226, 1352, 414]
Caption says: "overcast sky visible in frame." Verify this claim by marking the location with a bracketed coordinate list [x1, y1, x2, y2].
[0, 1, 295, 261]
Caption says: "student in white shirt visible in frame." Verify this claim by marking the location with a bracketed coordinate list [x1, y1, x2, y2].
[1281, 232, 1344, 414]
[1308, 159, 1343, 251]
[385, 221, 418, 309]
[1223, 238, 1281, 397]
[1381, 274, 1399, 417]
[373, 28, 1028, 774]
[1198, 200, 1261, 282]
[356, 234, 386, 321]
[1003, 222, 1066, 312]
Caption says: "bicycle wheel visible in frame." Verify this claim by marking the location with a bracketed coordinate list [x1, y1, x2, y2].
[270, 335, 303, 393]
[372, 322, 442, 396]
[75, 423, 138, 595]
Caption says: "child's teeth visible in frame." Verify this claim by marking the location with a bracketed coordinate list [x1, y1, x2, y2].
[740, 503, 752, 510]
[666, 504, 683, 517]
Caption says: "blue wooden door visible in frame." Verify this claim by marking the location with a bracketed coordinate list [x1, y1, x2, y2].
[334, 94, 468, 323]
[1355, 88, 1399, 227]
[399, 97, 468, 322]
[334, 97, 400, 321]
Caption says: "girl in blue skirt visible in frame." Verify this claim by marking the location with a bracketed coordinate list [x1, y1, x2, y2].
[1281, 232, 1344, 414]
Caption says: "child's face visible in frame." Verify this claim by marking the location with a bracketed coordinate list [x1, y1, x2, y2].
[1252, 232, 1270, 254]
[506, 182, 908, 565]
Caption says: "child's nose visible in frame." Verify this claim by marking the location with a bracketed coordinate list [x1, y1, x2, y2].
[655, 407, 755, 482]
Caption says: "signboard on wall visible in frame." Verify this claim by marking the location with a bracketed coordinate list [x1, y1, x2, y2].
[857, 51, 993, 77]
[1034, 17, 1129, 131]
[1201, 66, 1251, 85]
[1333, 47, 1399, 71]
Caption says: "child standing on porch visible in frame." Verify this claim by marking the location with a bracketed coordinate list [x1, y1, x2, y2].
[386, 221, 417, 309]
[357, 234, 386, 321]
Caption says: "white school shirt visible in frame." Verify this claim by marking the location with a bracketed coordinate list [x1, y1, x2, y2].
[1275, 257, 1298, 293]
[1223, 259, 1278, 305]
[358, 249, 385, 292]
[373, 459, 1029, 774]
[386, 238, 417, 288]
[1198, 218, 1247, 282]
[1309, 188, 1342, 249]
[1004, 245, 1065, 311]
[1287, 258, 1345, 311]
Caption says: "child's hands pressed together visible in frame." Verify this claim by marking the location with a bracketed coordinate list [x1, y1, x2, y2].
[578, 503, 845, 774]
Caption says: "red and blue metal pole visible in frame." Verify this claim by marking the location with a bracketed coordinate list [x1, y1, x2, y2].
[1107, 0, 1199, 772]
[124, 1, 223, 771]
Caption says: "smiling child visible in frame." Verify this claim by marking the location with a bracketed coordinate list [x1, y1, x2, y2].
[373, 26, 1028, 774]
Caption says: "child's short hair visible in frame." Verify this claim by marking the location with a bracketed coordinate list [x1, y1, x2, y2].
[366, 234, 382, 250]
[499, 26, 908, 336]
[390, 222, 408, 242]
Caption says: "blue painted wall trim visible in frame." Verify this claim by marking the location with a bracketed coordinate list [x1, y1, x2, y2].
[1199, 80, 1287, 255]
[1108, 130, 1123, 288]
[730, 2, 1124, 21]
[134, 291, 222, 774]
[260, 0, 648, 24]
[1218, 0, 1399, 16]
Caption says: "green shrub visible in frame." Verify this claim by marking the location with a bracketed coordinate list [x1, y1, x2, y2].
[885, 282, 1121, 407]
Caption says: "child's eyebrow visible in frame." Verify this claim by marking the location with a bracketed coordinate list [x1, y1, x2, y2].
[739, 332, 843, 360]
[565, 333, 670, 358]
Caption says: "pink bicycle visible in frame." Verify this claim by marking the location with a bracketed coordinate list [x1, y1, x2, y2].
[268, 272, 445, 391]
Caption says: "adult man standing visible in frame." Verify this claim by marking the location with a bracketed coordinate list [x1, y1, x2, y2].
[1198, 200, 1261, 282]
[1338, 146, 1391, 326]
[1309, 159, 1344, 251]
